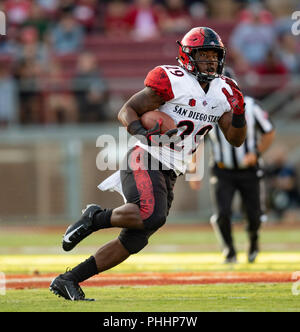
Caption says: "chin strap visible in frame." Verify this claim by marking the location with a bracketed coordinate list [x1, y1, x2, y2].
[196, 72, 219, 82]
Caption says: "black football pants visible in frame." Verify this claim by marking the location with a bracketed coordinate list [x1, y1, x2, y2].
[118, 146, 177, 254]
[210, 165, 263, 255]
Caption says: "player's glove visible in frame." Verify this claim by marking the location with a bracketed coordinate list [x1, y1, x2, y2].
[127, 119, 180, 147]
[222, 77, 246, 128]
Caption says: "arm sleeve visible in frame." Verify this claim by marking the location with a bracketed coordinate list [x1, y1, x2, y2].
[144, 66, 174, 102]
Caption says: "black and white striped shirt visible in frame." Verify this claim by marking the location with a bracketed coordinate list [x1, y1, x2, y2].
[208, 96, 274, 170]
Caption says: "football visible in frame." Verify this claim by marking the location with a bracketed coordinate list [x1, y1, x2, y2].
[141, 110, 176, 134]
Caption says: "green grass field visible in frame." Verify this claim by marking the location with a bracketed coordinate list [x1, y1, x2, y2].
[1, 224, 300, 312]
[2, 284, 298, 312]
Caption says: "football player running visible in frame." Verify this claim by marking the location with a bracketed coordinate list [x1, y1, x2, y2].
[50, 27, 247, 301]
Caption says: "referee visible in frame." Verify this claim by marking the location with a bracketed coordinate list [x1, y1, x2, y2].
[190, 68, 275, 263]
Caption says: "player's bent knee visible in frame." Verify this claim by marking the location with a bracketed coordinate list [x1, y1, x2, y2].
[118, 230, 148, 254]
[126, 237, 148, 254]
[143, 213, 167, 231]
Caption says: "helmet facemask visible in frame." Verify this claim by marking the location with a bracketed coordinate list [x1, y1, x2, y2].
[191, 48, 225, 82]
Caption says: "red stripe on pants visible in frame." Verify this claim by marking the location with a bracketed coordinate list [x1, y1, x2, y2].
[130, 147, 155, 220]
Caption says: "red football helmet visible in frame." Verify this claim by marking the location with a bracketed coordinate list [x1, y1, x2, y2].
[177, 27, 226, 82]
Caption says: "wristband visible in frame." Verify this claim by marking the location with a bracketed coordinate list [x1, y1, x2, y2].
[127, 120, 146, 136]
[232, 113, 246, 128]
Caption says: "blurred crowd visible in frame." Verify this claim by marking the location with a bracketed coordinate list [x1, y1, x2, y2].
[0, 0, 299, 126]
[265, 145, 300, 221]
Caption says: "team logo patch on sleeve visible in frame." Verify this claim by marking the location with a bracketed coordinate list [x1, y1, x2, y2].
[189, 99, 196, 107]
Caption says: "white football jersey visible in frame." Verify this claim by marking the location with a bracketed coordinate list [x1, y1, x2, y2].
[136, 65, 234, 174]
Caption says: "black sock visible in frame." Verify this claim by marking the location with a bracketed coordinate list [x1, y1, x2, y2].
[64, 256, 98, 283]
[92, 208, 113, 230]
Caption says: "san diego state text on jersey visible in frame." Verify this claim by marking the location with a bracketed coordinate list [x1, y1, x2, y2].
[173, 105, 221, 123]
